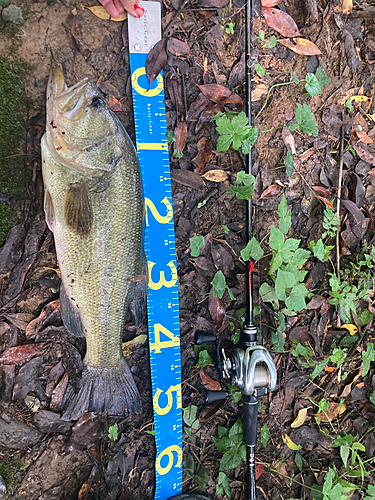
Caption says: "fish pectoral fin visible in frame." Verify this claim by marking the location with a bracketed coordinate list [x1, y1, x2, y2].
[44, 189, 55, 232]
[64, 182, 93, 237]
[60, 285, 86, 338]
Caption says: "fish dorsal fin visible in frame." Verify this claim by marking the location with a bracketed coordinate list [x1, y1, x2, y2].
[44, 189, 55, 232]
[60, 285, 86, 338]
[64, 182, 93, 237]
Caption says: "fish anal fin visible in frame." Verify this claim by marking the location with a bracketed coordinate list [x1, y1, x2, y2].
[60, 285, 86, 338]
[44, 189, 55, 231]
[64, 182, 93, 237]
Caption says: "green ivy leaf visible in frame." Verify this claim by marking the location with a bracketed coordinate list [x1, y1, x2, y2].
[185, 453, 195, 476]
[263, 35, 277, 48]
[218, 472, 232, 499]
[259, 283, 278, 303]
[305, 73, 322, 97]
[195, 464, 209, 491]
[315, 67, 331, 87]
[295, 452, 303, 471]
[291, 103, 319, 137]
[311, 358, 329, 379]
[284, 150, 295, 177]
[261, 423, 269, 447]
[285, 284, 308, 312]
[255, 63, 266, 76]
[275, 269, 298, 300]
[312, 238, 325, 261]
[241, 237, 264, 261]
[362, 342, 375, 377]
[183, 405, 198, 427]
[291, 248, 311, 267]
[190, 235, 205, 257]
[269, 226, 285, 251]
[211, 270, 226, 298]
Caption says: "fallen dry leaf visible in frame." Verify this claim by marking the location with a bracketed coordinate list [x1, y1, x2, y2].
[278, 38, 322, 56]
[171, 170, 206, 192]
[282, 434, 302, 450]
[314, 402, 346, 422]
[262, 0, 282, 6]
[192, 137, 212, 173]
[312, 194, 334, 209]
[352, 143, 375, 165]
[197, 84, 231, 103]
[342, 0, 353, 15]
[174, 121, 188, 153]
[199, 367, 221, 391]
[81, 5, 127, 21]
[187, 94, 213, 121]
[196, 102, 225, 134]
[291, 407, 311, 428]
[259, 184, 281, 200]
[341, 323, 358, 336]
[122, 334, 147, 357]
[312, 186, 332, 198]
[167, 38, 192, 57]
[106, 95, 122, 112]
[0, 343, 47, 366]
[208, 289, 226, 326]
[262, 8, 300, 37]
[145, 37, 167, 88]
[282, 127, 296, 154]
[252, 83, 269, 102]
[202, 169, 228, 182]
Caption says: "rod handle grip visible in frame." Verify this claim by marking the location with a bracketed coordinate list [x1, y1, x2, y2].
[243, 394, 258, 447]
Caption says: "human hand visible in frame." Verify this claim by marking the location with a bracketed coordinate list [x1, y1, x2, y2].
[99, 0, 145, 18]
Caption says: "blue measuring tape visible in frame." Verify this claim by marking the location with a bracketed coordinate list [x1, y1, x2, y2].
[128, 4, 183, 499]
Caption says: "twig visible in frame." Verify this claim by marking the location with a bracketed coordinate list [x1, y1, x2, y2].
[164, 0, 190, 36]
[335, 111, 345, 328]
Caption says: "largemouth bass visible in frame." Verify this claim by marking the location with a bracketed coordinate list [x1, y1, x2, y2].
[41, 66, 144, 419]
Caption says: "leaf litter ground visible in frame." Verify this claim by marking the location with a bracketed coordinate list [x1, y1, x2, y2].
[0, 0, 375, 499]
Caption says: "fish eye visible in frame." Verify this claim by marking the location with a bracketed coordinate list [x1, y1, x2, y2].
[90, 96, 105, 108]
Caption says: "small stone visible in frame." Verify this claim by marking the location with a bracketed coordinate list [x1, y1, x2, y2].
[2, 5, 24, 25]
[0, 476, 6, 500]
[0, 414, 41, 449]
[35, 78, 46, 88]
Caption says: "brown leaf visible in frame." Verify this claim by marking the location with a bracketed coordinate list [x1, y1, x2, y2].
[209, 290, 225, 326]
[259, 184, 281, 200]
[0, 343, 47, 366]
[171, 170, 206, 192]
[196, 102, 225, 133]
[50, 372, 69, 412]
[192, 137, 212, 174]
[352, 143, 375, 165]
[197, 84, 231, 103]
[282, 127, 296, 154]
[226, 92, 244, 105]
[199, 367, 221, 390]
[278, 38, 322, 55]
[289, 326, 312, 343]
[311, 194, 334, 209]
[252, 83, 269, 102]
[314, 402, 346, 422]
[174, 121, 187, 153]
[198, 0, 229, 8]
[187, 94, 213, 122]
[145, 37, 168, 88]
[312, 186, 332, 198]
[262, 7, 300, 37]
[343, 0, 353, 15]
[262, 0, 282, 6]
[202, 169, 228, 182]
[199, 399, 226, 422]
[99, 81, 122, 99]
[167, 38, 192, 57]
[61, 412, 103, 453]
[166, 78, 183, 110]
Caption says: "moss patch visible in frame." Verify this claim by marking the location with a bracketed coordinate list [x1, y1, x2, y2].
[0, 455, 25, 493]
[0, 55, 33, 246]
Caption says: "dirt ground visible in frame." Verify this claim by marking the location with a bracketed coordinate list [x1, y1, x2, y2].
[1, 0, 375, 498]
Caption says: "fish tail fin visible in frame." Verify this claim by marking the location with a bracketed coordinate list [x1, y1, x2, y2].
[62, 357, 142, 420]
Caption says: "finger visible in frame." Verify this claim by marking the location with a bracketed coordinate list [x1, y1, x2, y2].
[99, 0, 120, 18]
[113, 0, 125, 15]
[121, 0, 145, 17]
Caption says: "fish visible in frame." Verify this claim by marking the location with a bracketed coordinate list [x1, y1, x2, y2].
[41, 66, 144, 419]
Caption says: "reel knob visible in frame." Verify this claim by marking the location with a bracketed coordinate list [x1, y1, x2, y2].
[194, 331, 217, 345]
[203, 389, 229, 404]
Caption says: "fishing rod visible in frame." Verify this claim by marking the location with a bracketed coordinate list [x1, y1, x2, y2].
[171, 0, 277, 498]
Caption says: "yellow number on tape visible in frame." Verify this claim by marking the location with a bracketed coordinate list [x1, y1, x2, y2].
[148, 261, 177, 290]
[156, 445, 183, 475]
[154, 384, 182, 415]
[145, 197, 173, 226]
[150, 324, 179, 353]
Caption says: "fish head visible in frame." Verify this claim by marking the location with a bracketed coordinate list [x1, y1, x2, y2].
[45, 66, 123, 173]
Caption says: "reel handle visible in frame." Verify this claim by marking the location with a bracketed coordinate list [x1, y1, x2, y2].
[203, 389, 229, 404]
[195, 331, 217, 345]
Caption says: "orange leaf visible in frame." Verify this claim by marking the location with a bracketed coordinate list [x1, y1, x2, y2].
[199, 368, 222, 391]
[197, 84, 231, 103]
[324, 366, 337, 372]
[192, 137, 212, 174]
[107, 95, 122, 112]
[262, 8, 300, 38]
[312, 186, 332, 198]
[278, 38, 322, 56]
[259, 184, 281, 200]
[0, 343, 47, 365]
[314, 402, 346, 422]
[342, 0, 353, 14]
[312, 194, 334, 209]
[174, 121, 187, 153]
[262, 0, 282, 6]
